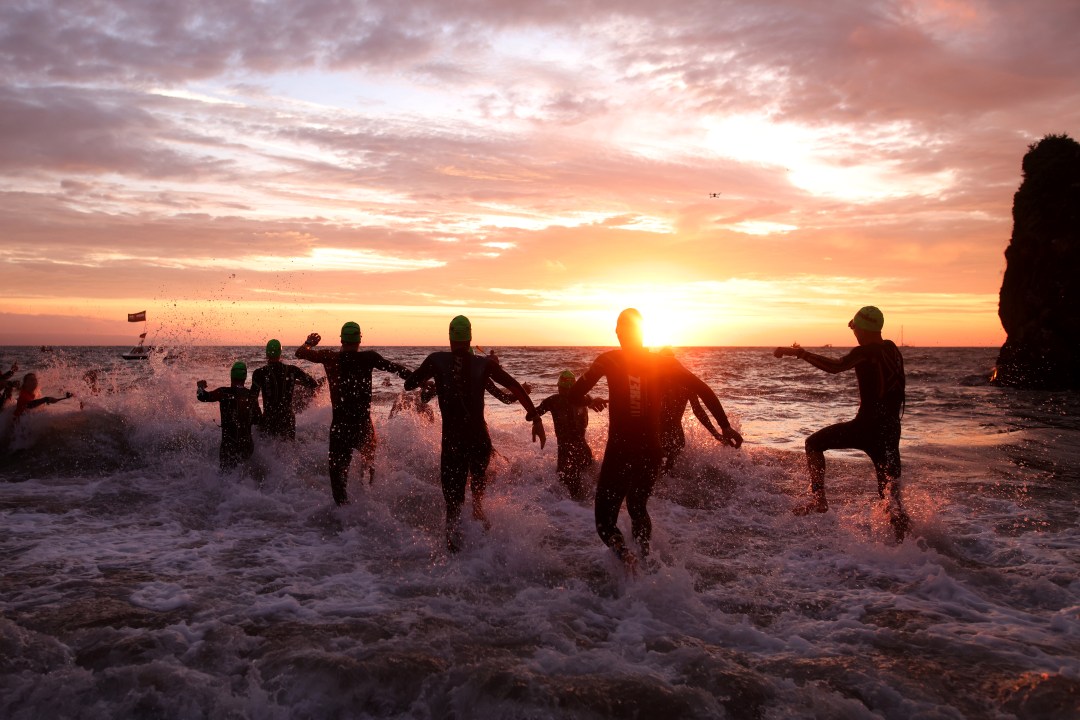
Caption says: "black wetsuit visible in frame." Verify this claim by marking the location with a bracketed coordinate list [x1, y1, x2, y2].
[570, 352, 733, 556]
[296, 347, 410, 505]
[659, 381, 719, 472]
[534, 392, 595, 500]
[404, 350, 534, 539]
[197, 385, 258, 471]
[250, 362, 319, 439]
[568, 348, 664, 556]
[805, 341, 905, 497]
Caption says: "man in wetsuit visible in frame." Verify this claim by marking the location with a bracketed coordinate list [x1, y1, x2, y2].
[404, 315, 546, 552]
[0, 361, 19, 411]
[568, 309, 743, 571]
[533, 370, 607, 501]
[296, 322, 412, 505]
[774, 305, 911, 542]
[197, 361, 258, 472]
[250, 339, 320, 440]
[656, 348, 739, 474]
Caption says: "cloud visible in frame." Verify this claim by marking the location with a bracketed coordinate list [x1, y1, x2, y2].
[1, 0, 1077, 344]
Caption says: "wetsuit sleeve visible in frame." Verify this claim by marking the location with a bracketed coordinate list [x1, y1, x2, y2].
[295, 345, 330, 363]
[674, 364, 731, 431]
[489, 364, 541, 418]
[485, 379, 518, 404]
[687, 393, 720, 437]
[22, 397, 55, 410]
[535, 396, 555, 417]
[404, 355, 436, 391]
[372, 353, 413, 381]
[248, 369, 263, 405]
[197, 387, 226, 402]
[566, 358, 604, 404]
[800, 346, 864, 374]
[296, 367, 320, 389]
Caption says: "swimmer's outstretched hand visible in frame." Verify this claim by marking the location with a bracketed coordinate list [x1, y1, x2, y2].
[304, 333, 321, 347]
[773, 343, 801, 358]
[532, 417, 546, 449]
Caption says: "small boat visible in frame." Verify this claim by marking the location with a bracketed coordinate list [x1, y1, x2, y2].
[123, 312, 151, 360]
[122, 344, 153, 360]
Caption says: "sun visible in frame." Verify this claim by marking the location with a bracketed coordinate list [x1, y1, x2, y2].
[601, 286, 709, 349]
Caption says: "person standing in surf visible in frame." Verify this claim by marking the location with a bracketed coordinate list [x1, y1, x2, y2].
[197, 362, 259, 472]
[404, 315, 545, 552]
[250, 339, 320, 440]
[532, 370, 607, 501]
[568, 309, 742, 572]
[773, 305, 911, 542]
[296, 322, 412, 505]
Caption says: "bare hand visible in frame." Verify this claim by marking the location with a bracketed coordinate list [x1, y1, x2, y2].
[532, 418, 546, 449]
[588, 397, 608, 412]
[773, 343, 801, 358]
[305, 333, 321, 347]
[197, 380, 208, 389]
[520, 381, 532, 395]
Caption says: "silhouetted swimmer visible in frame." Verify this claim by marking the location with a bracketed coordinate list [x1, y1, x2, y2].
[12, 373, 72, 420]
[774, 305, 911, 542]
[533, 370, 607, 501]
[404, 315, 546, 553]
[250, 339, 320, 440]
[1, 361, 19, 411]
[568, 309, 743, 573]
[296, 322, 413, 505]
[657, 347, 742, 474]
[196, 362, 259, 473]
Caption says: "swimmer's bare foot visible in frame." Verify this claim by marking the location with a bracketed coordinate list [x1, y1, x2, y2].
[793, 496, 829, 516]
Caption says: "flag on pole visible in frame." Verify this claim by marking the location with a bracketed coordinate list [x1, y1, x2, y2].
[139, 332, 147, 339]
[128, 311, 146, 322]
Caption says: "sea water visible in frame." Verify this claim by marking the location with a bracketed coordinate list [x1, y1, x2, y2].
[1, 346, 1077, 719]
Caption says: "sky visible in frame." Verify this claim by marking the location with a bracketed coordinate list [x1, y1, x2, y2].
[2, 0, 1078, 348]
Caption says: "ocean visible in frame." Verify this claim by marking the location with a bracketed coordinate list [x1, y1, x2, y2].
[1, 346, 1077, 719]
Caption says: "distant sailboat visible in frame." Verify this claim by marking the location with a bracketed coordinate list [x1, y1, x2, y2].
[122, 310, 152, 360]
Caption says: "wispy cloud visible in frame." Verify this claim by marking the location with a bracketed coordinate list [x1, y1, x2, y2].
[1, 0, 1076, 345]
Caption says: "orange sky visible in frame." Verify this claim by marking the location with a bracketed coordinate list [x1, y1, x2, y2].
[3, 0, 1077, 347]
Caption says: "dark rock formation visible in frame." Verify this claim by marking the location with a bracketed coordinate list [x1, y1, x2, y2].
[993, 134, 1080, 390]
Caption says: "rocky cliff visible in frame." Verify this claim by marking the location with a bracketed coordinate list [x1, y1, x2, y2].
[994, 134, 1080, 390]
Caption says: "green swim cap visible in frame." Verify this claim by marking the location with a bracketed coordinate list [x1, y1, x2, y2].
[449, 315, 472, 342]
[341, 321, 362, 343]
[557, 370, 576, 390]
[266, 339, 282, 358]
[850, 306, 884, 332]
[230, 361, 247, 382]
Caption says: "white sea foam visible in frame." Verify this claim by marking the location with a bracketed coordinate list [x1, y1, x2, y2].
[1, 346, 1077, 718]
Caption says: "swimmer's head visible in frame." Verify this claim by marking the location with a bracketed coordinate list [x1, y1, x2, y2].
[849, 306, 884, 333]
[340, 322, 362, 344]
[449, 315, 472, 343]
[615, 308, 644, 348]
[230, 361, 247, 383]
[265, 339, 282, 358]
[557, 370, 576, 391]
